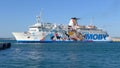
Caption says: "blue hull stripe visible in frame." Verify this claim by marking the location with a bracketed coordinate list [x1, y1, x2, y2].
[17, 40, 94, 43]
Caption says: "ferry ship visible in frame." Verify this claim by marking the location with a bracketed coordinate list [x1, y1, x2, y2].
[12, 15, 112, 43]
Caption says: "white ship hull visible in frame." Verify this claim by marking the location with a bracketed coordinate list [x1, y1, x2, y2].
[12, 32, 45, 41]
[12, 31, 112, 43]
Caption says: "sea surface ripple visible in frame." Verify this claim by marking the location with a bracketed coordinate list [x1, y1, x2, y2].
[0, 40, 120, 68]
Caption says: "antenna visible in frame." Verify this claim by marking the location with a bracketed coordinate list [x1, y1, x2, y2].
[39, 8, 43, 23]
[40, 9, 44, 27]
[90, 17, 94, 26]
[40, 10, 42, 19]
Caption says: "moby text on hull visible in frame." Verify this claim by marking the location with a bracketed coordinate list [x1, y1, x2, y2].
[12, 15, 112, 43]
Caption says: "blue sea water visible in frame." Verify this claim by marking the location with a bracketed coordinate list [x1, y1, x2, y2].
[0, 40, 120, 68]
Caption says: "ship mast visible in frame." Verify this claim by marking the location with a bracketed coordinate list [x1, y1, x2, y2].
[36, 10, 42, 23]
[36, 10, 44, 31]
[36, 16, 40, 23]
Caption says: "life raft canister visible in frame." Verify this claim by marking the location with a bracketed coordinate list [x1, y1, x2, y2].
[68, 31, 73, 35]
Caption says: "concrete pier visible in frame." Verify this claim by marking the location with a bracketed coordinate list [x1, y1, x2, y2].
[112, 37, 120, 42]
[0, 43, 11, 50]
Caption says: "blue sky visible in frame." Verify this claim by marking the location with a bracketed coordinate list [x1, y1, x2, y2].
[0, 0, 120, 37]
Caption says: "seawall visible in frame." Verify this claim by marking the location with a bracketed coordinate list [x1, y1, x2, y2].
[112, 37, 120, 42]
